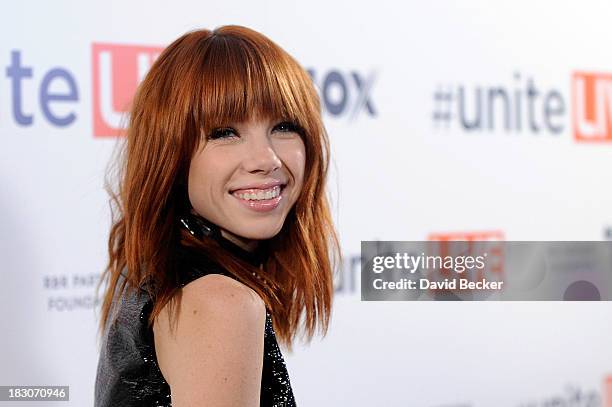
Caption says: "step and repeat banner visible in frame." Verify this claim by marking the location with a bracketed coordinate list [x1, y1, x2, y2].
[1, 0, 611, 406]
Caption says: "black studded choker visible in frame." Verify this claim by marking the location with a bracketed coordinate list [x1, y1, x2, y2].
[177, 211, 269, 269]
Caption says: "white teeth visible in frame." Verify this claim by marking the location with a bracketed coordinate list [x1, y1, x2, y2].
[234, 185, 282, 201]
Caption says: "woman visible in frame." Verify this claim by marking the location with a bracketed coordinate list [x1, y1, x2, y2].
[94, 25, 341, 406]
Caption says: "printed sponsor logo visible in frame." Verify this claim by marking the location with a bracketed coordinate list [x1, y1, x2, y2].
[573, 72, 612, 143]
[308, 69, 377, 120]
[0, 45, 377, 136]
[432, 71, 612, 143]
[92, 43, 163, 137]
[605, 375, 612, 407]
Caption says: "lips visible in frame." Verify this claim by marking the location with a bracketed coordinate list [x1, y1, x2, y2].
[230, 184, 285, 212]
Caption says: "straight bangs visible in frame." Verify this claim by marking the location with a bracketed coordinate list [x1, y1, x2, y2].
[196, 32, 320, 146]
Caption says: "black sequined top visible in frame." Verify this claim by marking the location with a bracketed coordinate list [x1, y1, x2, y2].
[94, 214, 297, 407]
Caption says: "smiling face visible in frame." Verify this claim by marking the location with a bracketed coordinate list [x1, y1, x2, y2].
[187, 115, 306, 251]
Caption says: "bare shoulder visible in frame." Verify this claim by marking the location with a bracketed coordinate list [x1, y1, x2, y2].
[153, 273, 267, 407]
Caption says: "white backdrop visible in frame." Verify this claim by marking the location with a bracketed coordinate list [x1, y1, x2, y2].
[1, 0, 611, 406]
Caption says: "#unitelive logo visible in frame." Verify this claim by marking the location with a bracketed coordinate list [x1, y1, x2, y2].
[432, 70, 612, 143]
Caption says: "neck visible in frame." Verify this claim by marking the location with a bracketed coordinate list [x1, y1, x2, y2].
[220, 228, 259, 253]
[181, 210, 267, 266]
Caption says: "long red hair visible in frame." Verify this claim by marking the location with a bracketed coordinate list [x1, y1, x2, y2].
[96, 25, 341, 351]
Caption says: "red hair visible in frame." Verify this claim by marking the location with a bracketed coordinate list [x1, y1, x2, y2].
[96, 25, 342, 351]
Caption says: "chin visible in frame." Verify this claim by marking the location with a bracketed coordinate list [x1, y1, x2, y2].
[230, 217, 285, 240]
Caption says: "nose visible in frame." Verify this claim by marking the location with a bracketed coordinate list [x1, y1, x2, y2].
[242, 134, 282, 174]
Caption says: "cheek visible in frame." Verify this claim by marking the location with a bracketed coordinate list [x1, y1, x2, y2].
[187, 150, 224, 204]
[187, 161, 206, 207]
[281, 140, 306, 187]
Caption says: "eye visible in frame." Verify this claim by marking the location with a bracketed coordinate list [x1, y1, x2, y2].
[273, 121, 303, 135]
[207, 127, 238, 140]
